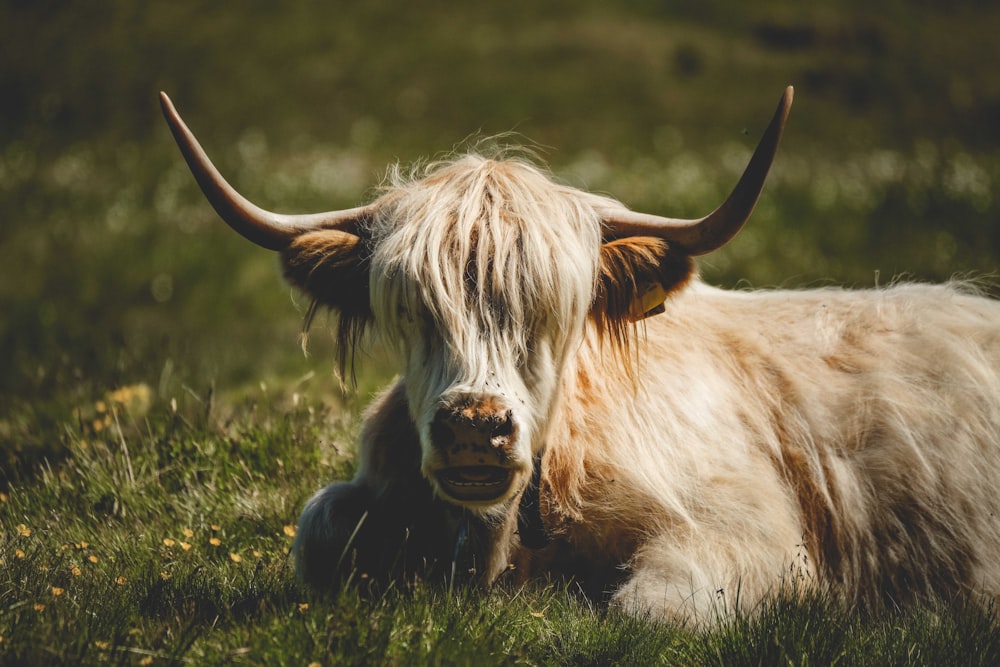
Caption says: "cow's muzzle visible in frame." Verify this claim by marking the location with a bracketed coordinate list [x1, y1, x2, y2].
[430, 399, 518, 503]
[436, 466, 513, 502]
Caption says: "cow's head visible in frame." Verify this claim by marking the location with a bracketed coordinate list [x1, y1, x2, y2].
[160, 87, 792, 516]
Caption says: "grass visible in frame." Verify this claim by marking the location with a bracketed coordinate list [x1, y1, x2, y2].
[5, 375, 1000, 665]
[3, 0, 1000, 664]
[5, 388, 1000, 665]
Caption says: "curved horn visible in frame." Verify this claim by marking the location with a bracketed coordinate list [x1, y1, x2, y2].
[600, 86, 793, 255]
[159, 92, 370, 251]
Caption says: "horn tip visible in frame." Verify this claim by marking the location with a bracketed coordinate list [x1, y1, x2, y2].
[158, 91, 176, 117]
[774, 86, 794, 128]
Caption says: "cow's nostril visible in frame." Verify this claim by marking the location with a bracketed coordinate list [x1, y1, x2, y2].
[491, 412, 515, 438]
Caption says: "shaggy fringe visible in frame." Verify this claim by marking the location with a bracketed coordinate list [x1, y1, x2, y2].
[294, 149, 683, 385]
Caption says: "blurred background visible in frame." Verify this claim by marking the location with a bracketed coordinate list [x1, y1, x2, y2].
[2, 0, 998, 479]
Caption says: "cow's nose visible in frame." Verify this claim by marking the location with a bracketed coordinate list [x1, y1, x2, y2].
[430, 399, 518, 503]
[430, 400, 517, 465]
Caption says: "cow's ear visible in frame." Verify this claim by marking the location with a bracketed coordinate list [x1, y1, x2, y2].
[592, 237, 693, 325]
[280, 229, 371, 320]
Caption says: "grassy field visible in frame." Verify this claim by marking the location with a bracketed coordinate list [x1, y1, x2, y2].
[2, 1, 1000, 664]
[4, 388, 1000, 665]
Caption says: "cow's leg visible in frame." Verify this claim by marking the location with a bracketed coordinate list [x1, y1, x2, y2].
[294, 479, 377, 587]
[294, 382, 457, 588]
[294, 474, 462, 589]
[611, 529, 813, 626]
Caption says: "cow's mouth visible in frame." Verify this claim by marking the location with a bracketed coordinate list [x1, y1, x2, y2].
[436, 466, 512, 502]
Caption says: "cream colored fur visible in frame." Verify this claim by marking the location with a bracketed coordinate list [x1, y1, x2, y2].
[544, 281, 1000, 623]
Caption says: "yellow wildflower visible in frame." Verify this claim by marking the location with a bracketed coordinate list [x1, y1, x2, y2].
[94, 641, 110, 650]
[210, 524, 221, 532]
[140, 657, 154, 666]
[77, 541, 89, 550]
[160, 571, 171, 580]
[51, 587, 65, 596]
[252, 550, 263, 558]
[107, 383, 152, 417]
[15, 549, 25, 559]
[180, 541, 192, 551]
[298, 603, 309, 613]
[283, 525, 297, 538]
[16, 524, 31, 537]
[163, 538, 176, 547]
[115, 576, 127, 585]
[88, 555, 99, 564]
[34, 603, 46, 613]
[182, 528, 194, 538]
[71, 565, 82, 576]
[209, 537, 222, 547]
[229, 552, 243, 563]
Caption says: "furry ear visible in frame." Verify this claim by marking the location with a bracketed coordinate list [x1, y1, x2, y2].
[591, 236, 693, 337]
[281, 230, 370, 317]
[280, 229, 372, 375]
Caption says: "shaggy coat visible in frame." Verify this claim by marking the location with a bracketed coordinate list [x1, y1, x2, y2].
[161, 89, 1000, 625]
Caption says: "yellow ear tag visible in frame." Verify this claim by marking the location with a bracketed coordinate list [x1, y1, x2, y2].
[629, 282, 668, 320]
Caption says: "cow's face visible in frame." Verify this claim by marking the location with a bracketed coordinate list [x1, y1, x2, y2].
[363, 158, 604, 511]
[159, 87, 791, 513]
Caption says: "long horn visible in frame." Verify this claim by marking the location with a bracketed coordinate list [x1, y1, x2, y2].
[159, 92, 370, 250]
[600, 86, 793, 255]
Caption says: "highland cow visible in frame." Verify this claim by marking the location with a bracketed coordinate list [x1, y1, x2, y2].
[161, 87, 1000, 624]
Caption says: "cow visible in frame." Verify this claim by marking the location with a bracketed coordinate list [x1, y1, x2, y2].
[160, 87, 1000, 625]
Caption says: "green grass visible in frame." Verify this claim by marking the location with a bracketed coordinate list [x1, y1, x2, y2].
[3, 0, 1000, 664]
[5, 390, 1000, 665]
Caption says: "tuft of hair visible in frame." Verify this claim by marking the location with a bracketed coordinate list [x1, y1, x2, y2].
[365, 150, 605, 371]
[281, 227, 374, 381]
[591, 236, 694, 360]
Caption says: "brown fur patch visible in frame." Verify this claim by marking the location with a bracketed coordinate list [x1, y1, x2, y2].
[281, 229, 372, 376]
[359, 382, 423, 480]
[591, 237, 693, 351]
[720, 330, 847, 583]
[776, 441, 844, 581]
